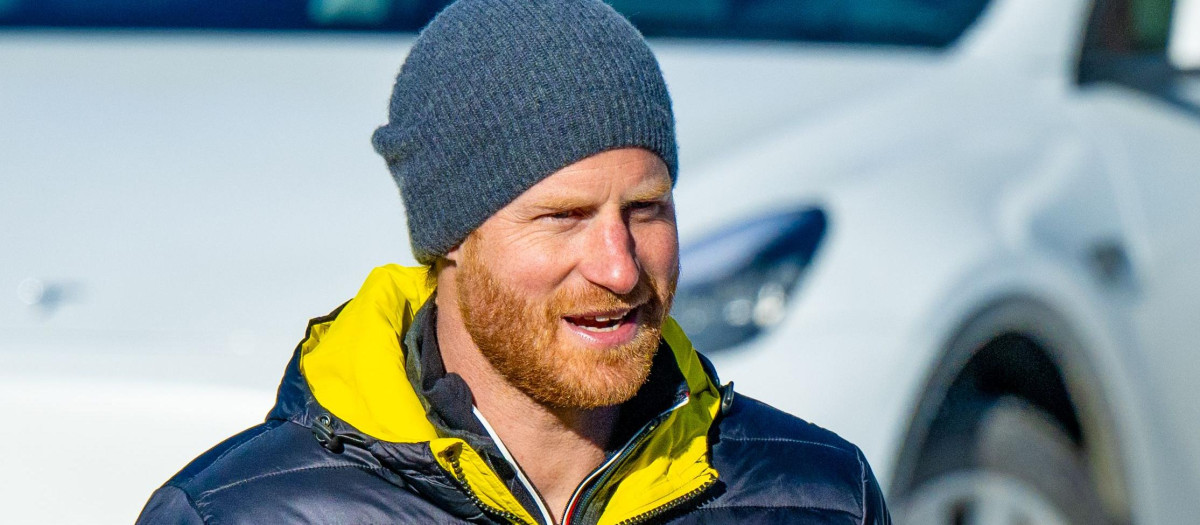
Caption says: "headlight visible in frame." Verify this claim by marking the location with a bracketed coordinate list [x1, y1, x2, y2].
[671, 207, 827, 352]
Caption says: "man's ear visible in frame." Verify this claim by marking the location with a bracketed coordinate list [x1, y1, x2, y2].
[434, 243, 463, 280]
[444, 243, 463, 264]
[444, 232, 476, 265]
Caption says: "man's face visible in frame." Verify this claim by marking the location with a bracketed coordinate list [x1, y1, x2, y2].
[453, 147, 679, 409]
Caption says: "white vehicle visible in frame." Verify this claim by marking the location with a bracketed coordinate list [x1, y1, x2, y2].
[3, 0, 1198, 523]
[671, 0, 1200, 523]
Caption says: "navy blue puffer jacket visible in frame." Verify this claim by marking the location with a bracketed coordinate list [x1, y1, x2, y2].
[137, 266, 890, 524]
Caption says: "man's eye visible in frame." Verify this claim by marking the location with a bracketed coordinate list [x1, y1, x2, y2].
[629, 201, 664, 215]
[544, 210, 578, 221]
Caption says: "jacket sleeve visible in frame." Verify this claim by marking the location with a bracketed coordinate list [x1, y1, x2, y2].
[857, 447, 892, 525]
[135, 485, 206, 525]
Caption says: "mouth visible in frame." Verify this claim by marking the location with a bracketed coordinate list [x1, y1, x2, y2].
[564, 308, 638, 333]
[561, 306, 643, 346]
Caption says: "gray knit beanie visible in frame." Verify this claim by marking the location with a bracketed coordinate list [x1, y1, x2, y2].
[372, 0, 677, 265]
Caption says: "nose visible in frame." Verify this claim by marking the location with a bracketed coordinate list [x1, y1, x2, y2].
[578, 212, 640, 295]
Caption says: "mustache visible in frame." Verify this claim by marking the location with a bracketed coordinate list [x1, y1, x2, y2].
[547, 271, 673, 319]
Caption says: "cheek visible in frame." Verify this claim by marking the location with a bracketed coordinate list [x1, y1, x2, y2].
[487, 236, 575, 296]
[633, 223, 680, 280]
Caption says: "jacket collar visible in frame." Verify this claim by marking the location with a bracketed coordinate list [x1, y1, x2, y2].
[280, 264, 722, 525]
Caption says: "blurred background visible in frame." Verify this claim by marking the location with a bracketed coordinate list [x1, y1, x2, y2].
[3, 0, 1200, 523]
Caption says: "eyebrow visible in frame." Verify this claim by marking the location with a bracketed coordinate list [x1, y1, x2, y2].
[626, 179, 672, 203]
[527, 182, 672, 213]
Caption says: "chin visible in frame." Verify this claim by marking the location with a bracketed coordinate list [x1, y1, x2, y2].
[531, 330, 657, 409]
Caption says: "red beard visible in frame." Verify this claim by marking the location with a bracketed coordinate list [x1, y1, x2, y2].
[456, 240, 676, 409]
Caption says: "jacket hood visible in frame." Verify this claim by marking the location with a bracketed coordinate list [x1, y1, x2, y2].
[287, 264, 724, 525]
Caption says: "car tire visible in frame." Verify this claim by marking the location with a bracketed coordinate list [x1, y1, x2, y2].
[897, 396, 1110, 525]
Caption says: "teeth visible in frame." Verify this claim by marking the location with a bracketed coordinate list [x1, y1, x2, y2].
[569, 311, 631, 333]
[579, 323, 621, 333]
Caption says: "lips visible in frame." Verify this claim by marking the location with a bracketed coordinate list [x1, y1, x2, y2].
[563, 308, 637, 333]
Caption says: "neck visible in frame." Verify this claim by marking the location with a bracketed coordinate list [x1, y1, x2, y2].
[434, 289, 616, 524]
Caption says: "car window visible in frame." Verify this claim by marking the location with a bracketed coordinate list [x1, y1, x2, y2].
[1079, 0, 1200, 112]
[0, 0, 992, 47]
[1082, 0, 1172, 54]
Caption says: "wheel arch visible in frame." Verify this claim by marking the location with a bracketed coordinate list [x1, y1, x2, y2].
[888, 295, 1132, 523]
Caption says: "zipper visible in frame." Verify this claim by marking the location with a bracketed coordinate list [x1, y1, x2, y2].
[442, 451, 535, 525]
[474, 406, 555, 525]
[613, 477, 717, 525]
[562, 420, 659, 524]
[561, 393, 691, 525]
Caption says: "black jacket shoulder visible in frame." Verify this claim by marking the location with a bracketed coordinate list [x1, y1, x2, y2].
[686, 393, 891, 525]
[136, 419, 454, 524]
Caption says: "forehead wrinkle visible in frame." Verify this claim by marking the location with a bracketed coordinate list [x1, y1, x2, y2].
[510, 150, 671, 213]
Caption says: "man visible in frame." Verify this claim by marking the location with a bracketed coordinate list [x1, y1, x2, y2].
[137, 0, 890, 523]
